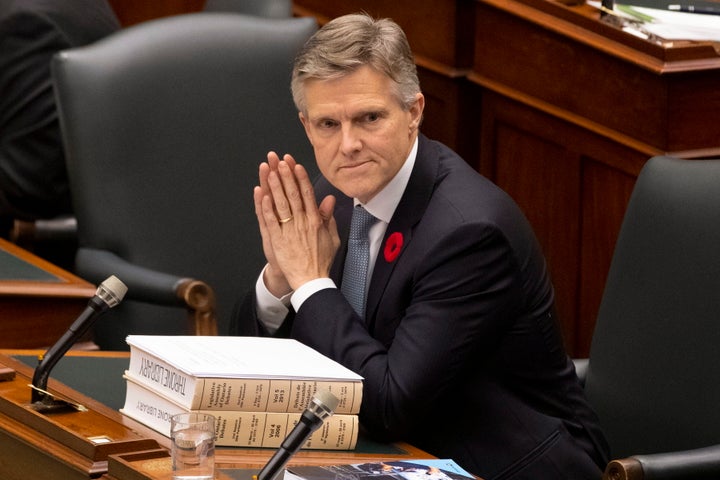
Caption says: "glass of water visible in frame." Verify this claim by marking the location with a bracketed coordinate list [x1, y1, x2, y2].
[170, 412, 216, 480]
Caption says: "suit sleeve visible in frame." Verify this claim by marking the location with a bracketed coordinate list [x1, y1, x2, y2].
[229, 288, 295, 338]
[290, 220, 530, 438]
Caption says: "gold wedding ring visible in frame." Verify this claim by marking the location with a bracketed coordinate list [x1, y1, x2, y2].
[278, 215, 293, 224]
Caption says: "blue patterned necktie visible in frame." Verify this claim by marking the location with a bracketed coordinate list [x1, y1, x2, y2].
[341, 205, 377, 318]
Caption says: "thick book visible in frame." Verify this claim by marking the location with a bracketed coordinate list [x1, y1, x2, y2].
[125, 335, 363, 414]
[284, 459, 475, 480]
[121, 376, 359, 450]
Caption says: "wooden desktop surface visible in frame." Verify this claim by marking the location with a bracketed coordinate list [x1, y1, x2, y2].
[0, 238, 95, 348]
[0, 350, 442, 480]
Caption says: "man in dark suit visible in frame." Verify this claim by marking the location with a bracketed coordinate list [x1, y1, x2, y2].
[0, 0, 120, 234]
[231, 13, 609, 480]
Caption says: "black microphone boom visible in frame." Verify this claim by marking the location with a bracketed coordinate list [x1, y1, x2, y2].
[257, 390, 340, 480]
[30, 275, 127, 409]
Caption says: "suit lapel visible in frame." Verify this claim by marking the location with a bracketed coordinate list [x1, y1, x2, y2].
[330, 194, 354, 283]
[365, 135, 438, 325]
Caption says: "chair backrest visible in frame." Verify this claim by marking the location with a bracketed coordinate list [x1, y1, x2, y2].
[203, 0, 292, 17]
[585, 155, 720, 458]
[53, 13, 317, 349]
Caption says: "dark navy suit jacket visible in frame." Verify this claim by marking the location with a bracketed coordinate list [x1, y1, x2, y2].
[232, 134, 609, 479]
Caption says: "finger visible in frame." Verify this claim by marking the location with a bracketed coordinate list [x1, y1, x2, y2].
[261, 193, 283, 232]
[319, 194, 338, 246]
[266, 151, 281, 171]
[267, 169, 293, 221]
[318, 194, 336, 222]
[294, 164, 320, 221]
[277, 160, 304, 217]
[253, 186, 269, 232]
[254, 187, 279, 265]
[258, 161, 271, 194]
[282, 153, 298, 171]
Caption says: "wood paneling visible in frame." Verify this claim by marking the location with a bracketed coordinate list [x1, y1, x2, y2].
[108, 0, 205, 26]
[471, 0, 720, 355]
[0, 238, 96, 348]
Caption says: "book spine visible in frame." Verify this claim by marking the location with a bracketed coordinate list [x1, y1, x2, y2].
[195, 377, 362, 414]
[122, 378, 359, 450]
[127, 345, 202, 409]
[127, 348, 362, 414]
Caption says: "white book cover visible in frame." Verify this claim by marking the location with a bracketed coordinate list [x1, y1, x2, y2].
[126, 335, 363, 381]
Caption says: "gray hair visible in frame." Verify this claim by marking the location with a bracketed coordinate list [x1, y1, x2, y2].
[291, 13, 420, 114]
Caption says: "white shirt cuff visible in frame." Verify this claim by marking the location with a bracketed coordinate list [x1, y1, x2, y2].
[255, 266, 293, 334]
[291, 278, 337, 312]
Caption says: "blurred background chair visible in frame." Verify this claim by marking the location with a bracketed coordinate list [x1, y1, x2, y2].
[202, 0, 292, 17]
[0, 0, 120, 270]
[52, 12, 317, 349]
[575, 155, 720, 480]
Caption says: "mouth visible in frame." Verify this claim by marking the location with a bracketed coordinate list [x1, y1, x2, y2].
[340, 160, 372, 171]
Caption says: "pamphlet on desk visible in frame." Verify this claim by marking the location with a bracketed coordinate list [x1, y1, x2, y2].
[590, 0, 720, 42]
[124, 335, 363, 414]
[121, 375, 359, 449]
[284, 459, 475, 480]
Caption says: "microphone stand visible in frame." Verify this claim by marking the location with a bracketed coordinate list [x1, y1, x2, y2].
[256, 390, 339, 480]
[30, 275, 127, 412]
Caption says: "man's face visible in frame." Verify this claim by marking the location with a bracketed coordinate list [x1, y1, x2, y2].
[299, 65, 424, 204]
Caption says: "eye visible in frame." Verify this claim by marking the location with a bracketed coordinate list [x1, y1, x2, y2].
[317, 119, 338, 129]
[364, 112, 381, 123]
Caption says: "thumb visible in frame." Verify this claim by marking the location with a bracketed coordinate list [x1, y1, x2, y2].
[318, 195, 336, 222]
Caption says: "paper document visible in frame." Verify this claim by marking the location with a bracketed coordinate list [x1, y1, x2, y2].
[590, 1, 720, 41]
[619, 4, 720, 41]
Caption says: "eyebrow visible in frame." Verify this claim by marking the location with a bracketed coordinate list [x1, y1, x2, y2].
[313, 108, 388, 122]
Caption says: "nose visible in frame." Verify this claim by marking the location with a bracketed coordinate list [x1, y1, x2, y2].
[339, 124, 362, 156]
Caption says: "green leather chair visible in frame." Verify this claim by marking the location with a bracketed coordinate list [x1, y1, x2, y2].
[576, 155, 720, 479]
[52, 13, 317, 349]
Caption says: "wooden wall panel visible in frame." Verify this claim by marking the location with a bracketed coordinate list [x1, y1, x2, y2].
[478, 90, 647, 356]
[108, 0, 205, 26]
[292, 0, 476, 70]
[579, 161, 636, 354]
[491, 120, 581, 350]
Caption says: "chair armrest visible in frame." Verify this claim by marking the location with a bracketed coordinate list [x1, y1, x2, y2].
[604, 444, 720, 480]
[572, 357, 589, 387]
[76, 247, 187, 304]
[75, 248, 217, 335]
[11, 216, 78, 244]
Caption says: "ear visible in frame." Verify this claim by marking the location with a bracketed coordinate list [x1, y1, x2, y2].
[408, 93, 425, 132]
[299, 111, 313, 145]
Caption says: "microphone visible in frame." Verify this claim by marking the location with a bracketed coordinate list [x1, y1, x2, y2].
[30, 275, 127, 410]
[256, 390, 340, 480]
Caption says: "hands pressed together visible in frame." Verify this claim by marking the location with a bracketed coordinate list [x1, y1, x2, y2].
[254, 152, 340, 298]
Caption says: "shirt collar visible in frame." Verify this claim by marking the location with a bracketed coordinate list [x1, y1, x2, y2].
[354, 137, 418, 224]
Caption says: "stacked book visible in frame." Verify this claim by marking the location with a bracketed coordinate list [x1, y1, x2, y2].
[120, 335, 363, 450]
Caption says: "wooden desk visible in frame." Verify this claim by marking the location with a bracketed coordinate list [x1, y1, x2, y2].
[0, 351, 437, 480]
[102, 440, 435, 480]
[0, 238, 96, 348]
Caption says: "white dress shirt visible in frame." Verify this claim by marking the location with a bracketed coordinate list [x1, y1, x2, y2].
[255, 138, 418, 333]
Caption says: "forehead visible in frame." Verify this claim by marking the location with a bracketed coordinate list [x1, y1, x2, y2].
[303, 66, 400, 117]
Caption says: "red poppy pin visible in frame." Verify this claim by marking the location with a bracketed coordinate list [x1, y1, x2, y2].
[384, 232, 403, 263]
